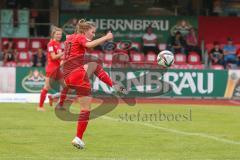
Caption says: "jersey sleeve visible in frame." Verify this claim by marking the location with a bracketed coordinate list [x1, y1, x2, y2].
[48, 42, 55, 52]
[78, 35, 87, 47]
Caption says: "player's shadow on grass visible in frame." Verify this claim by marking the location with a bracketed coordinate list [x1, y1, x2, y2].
[54, 92, 138, 121]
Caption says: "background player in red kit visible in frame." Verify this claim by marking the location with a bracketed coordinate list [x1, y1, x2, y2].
[62, 19, 126, 149]
[38, 26, 66, 111]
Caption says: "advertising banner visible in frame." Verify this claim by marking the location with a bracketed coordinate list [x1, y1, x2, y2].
[0, 67, 16, 93]
[16, 67, 46, 93]
[224, 70, 240, 99]
[60, 15, 198, 43]
[92, 69, 228, 98]
[13, 67, 238, 99]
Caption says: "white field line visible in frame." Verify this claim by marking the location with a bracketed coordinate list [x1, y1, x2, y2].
[101, 116, 240, 145]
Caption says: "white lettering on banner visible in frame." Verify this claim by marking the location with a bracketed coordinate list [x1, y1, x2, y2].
[164, 72, 214, 95]
[134, 20, 142, 31]
[127, 72, 145, 92]
[142, 20, 150, 30]
[163, 72, 179, 94]
[92, 19, 170, 31]
[111, 72, 125, 87]
[198, 73, 214, 94]
[178, 72, 196, 94]
[146, 72, 165, 93]
[108, 19, 115, 30]
[93, 78, 112, 93]
[92, 71, 214, 95]
[124, 20, 132, 30]
[99, 19, 107, 30]
[115, 19, 122, 30]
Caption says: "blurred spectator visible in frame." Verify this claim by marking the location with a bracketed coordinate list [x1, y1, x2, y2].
[3, 38, 16, 56]
[212, 0, 223, 16]
[170, 31, 186, 54]
[3, 38, 17, 65]
[170, 20, 192, 37]
[32, 48, 46, 67]
[223, 38, 237, 66]
[142, 26, 158, 55]
[186, 28, 201, 55]
[209, 41, 224, 66]
[3, 50, 16, 64]
[30, 10, 39, 37]
[30, 17, 37, 37]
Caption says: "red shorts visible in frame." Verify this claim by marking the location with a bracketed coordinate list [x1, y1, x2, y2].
[46, 68, 63, 80]
[64, 67, 91, 97]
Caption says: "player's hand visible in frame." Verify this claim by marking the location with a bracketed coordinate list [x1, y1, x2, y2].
[105, 31, 113, 41]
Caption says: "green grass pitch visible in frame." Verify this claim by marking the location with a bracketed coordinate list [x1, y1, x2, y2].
[0, 102, 240, 160]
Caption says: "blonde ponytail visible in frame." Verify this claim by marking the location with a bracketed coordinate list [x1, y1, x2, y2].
[75, 19, 96, 34]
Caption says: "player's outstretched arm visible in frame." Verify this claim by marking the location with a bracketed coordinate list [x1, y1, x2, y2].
[86, 32, 113, 48]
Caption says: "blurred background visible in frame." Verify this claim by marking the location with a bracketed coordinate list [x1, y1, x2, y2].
[0, 0, 240, 100]
[0, 2, 240, 159]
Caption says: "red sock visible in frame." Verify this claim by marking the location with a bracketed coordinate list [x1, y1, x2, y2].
[39, 88, 48, 108]
[76, 110, 90, 139]
[94, 65, 113, 87]
[59, 87, 68, 106]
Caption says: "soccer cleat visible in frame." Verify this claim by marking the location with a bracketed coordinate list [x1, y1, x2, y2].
[37, 107, 46, 112]
[48, 95, 53, 107]
[113, 84, 128, 97]
[71, 137, 85, 149]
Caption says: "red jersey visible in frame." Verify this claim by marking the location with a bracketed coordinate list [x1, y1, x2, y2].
[64, 34, 87, 59]
[63, 34, 88, 78]
[46, 40, 61, 71]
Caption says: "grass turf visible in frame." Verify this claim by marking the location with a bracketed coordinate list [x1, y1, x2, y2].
[0, 102, 240, 160]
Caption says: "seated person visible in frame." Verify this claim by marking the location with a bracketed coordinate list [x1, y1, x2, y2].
[209, 41, 224, 66]
[3, 51, 16, 65]
[142, 26, 158, 55]
[170, 31, 186, 54]
[186, 28, 201, 55]
[223, 38, 237, 65]
[170, 20, 192, 37]
[3, 38, 17, 65]
[3, 38, 16, 57]
[32, 48, 46, 67]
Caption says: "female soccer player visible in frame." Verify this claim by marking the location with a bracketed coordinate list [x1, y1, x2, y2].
[38, 26, 67, 111]
[62, 19, 126, 149]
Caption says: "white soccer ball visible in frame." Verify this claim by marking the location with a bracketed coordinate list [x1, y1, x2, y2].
[157, 50, 174, 67]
